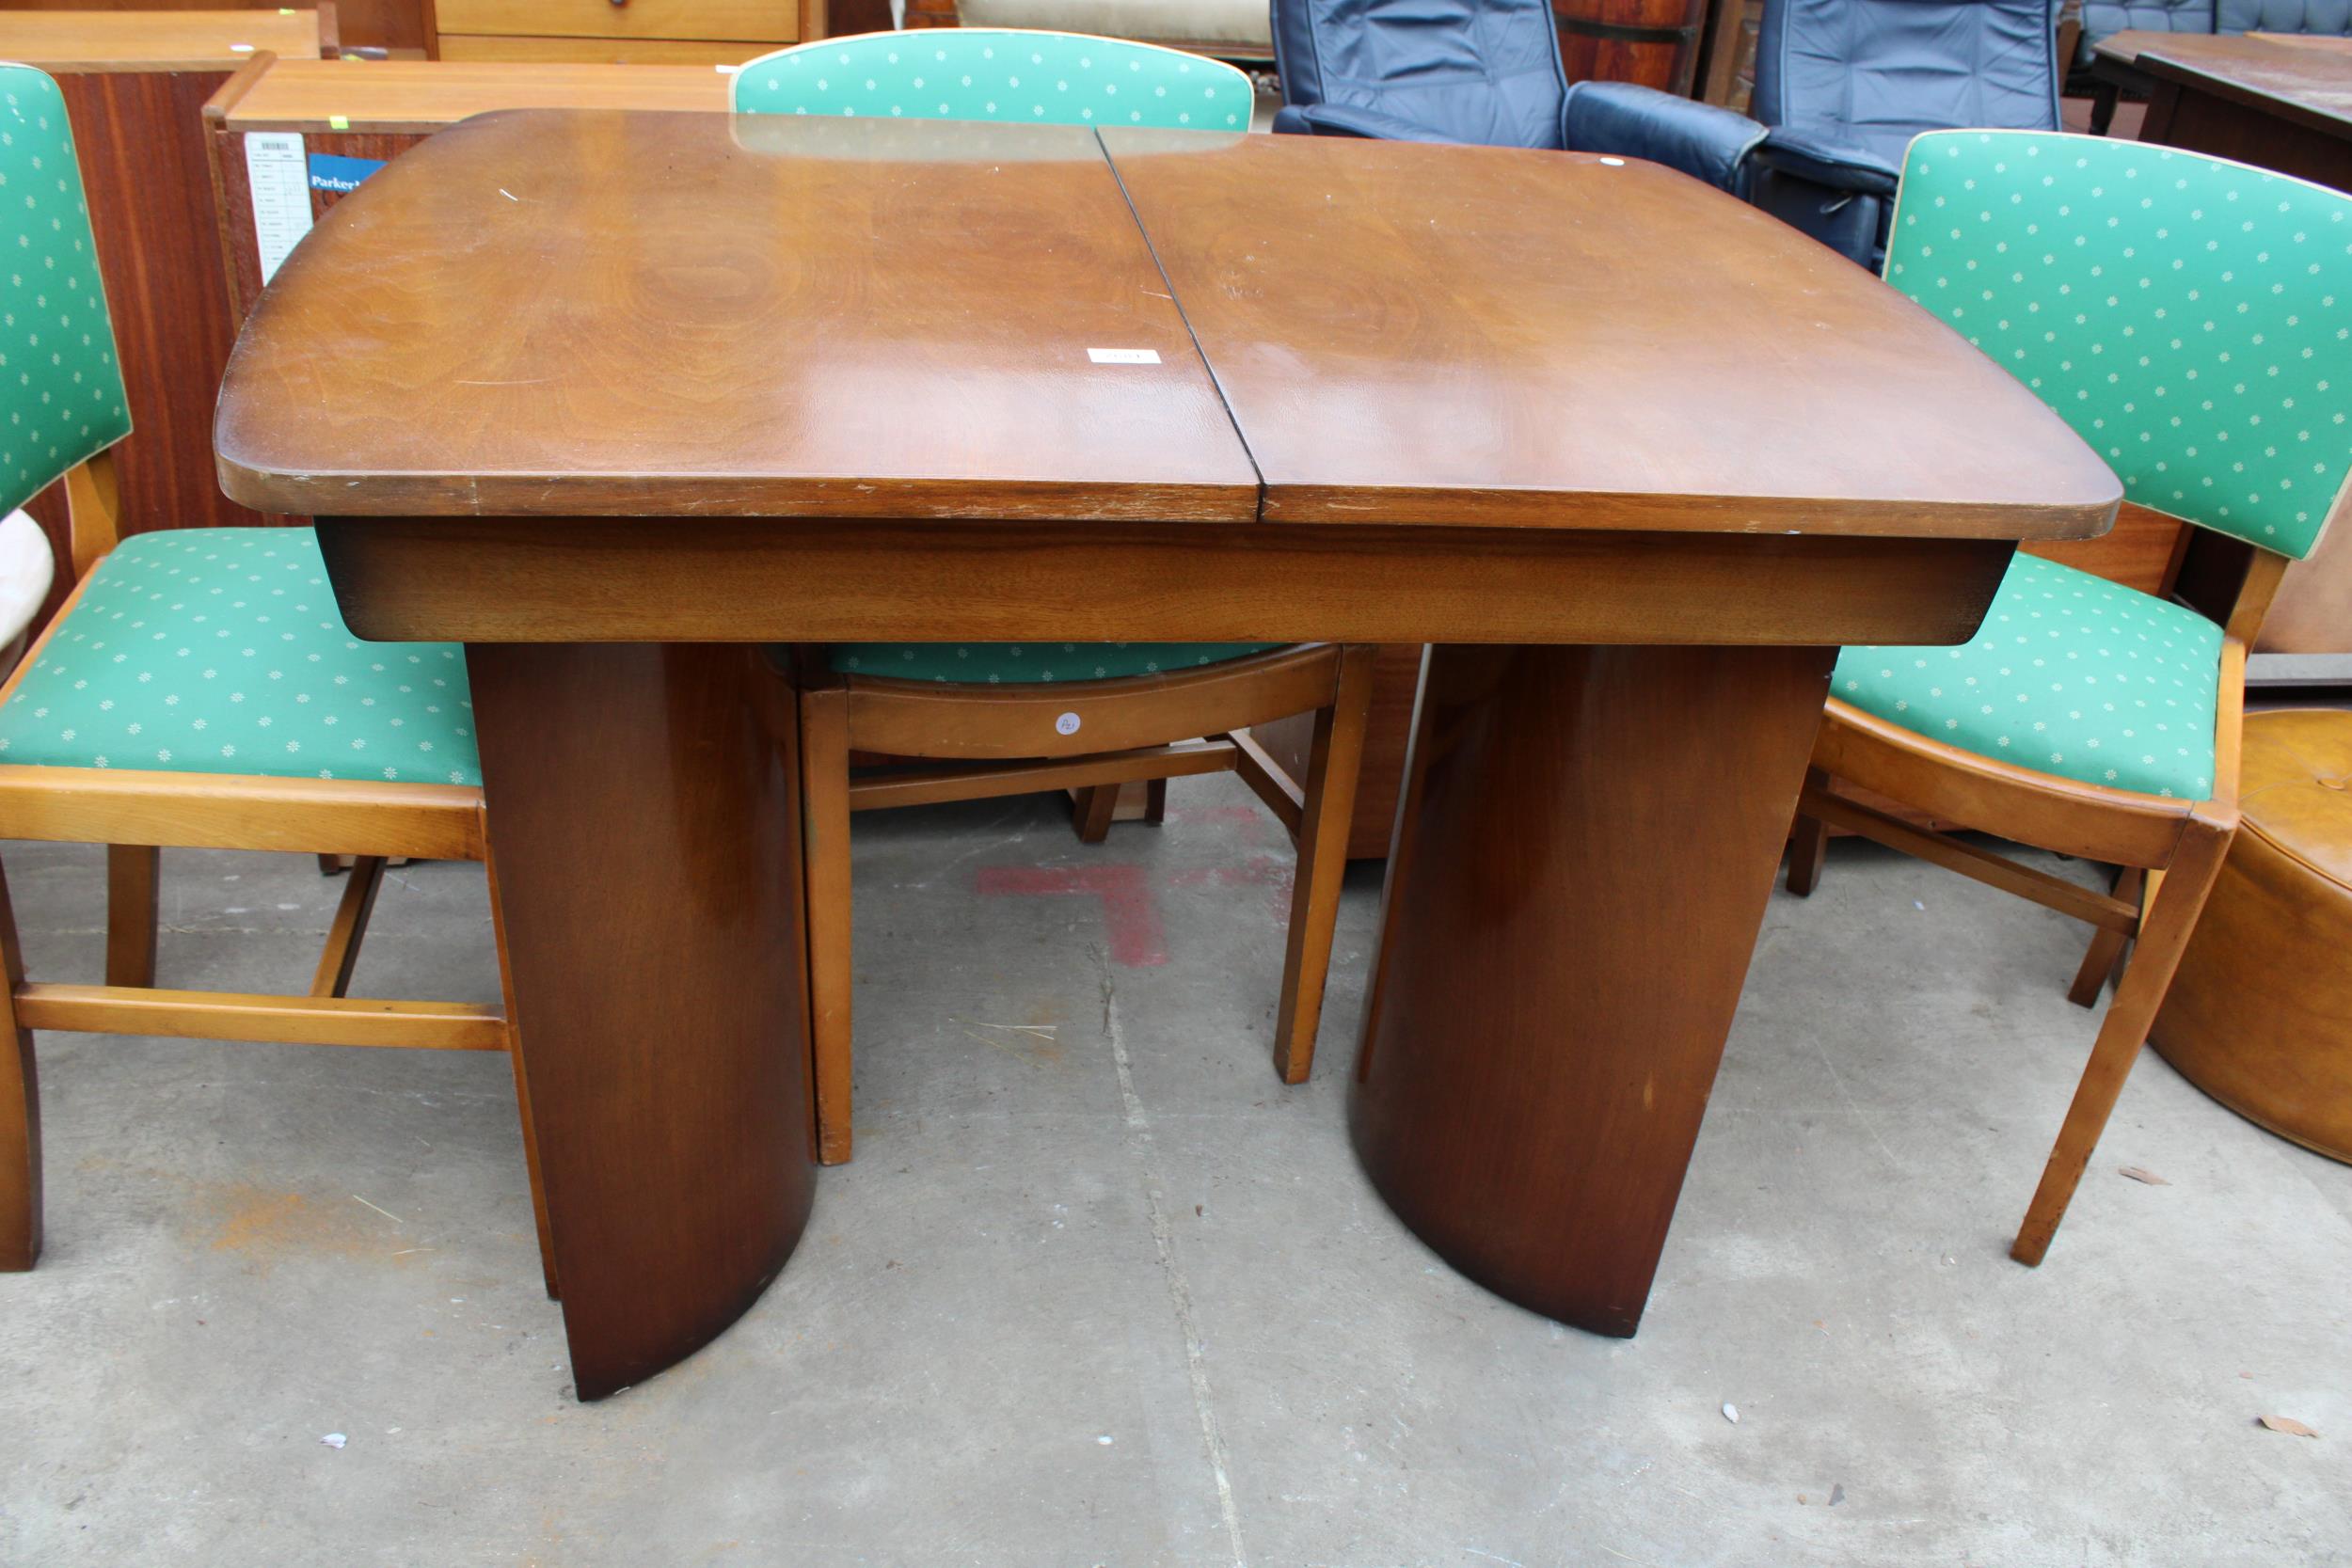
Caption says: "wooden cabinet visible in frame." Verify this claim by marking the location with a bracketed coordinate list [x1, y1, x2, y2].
[429, 0, 820, 63]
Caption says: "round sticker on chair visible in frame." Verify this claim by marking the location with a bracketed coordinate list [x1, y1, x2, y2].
[1056, 712, 1082, 736]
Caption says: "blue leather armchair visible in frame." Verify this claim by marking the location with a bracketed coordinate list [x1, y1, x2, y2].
[1272, 0, 2064, 270]
[1742, 0, 2062, 266]
[1268, 0, 1768, 192]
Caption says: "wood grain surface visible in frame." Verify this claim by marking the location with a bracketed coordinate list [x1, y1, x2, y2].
[216, 111, 1257, 520]
[1104, 128, 2120, 537]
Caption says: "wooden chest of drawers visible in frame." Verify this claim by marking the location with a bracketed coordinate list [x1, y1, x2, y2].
[429, 0, 819, 65]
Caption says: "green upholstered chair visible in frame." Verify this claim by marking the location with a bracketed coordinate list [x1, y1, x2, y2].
[730, 27, 1256, 129]
[735, 36, 1374, 1165]
[1787, 131, 2352, 1264]
[0, 65, 551, 1291]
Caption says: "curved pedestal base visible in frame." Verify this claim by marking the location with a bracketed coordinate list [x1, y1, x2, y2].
[1352, 644, 1835, 1335]
[470, 643, 817, 1400]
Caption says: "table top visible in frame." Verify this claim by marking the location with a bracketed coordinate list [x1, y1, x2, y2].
[216, 110, 2119, 540]
[0, 8, 323, 72]
[217, 111, 1258, 522]
[2094, 30, 2352, 138]
[208, 57, 730, 133]
[1105, 129, 2115, 534]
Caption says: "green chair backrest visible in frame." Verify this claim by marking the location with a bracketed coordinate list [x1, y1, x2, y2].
[0, 63, 130, 519]
[730, 28, 1253, 132]
[1886, 131, 2350, 562]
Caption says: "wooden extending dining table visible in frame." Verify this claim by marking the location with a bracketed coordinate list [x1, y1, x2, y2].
[213, 110, 2118, 1400]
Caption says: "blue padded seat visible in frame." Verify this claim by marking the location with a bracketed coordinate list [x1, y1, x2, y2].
[0, 530, 479, 786]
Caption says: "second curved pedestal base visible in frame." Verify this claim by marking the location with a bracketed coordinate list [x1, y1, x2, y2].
[1352, 643, 1835, 1335]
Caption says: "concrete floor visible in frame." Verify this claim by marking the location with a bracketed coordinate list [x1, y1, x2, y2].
[0, 773, 2345, 1566]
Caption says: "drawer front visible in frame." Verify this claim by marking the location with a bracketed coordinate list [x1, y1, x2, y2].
[437, 33, 787, 61]
[434, 0, 798, 41]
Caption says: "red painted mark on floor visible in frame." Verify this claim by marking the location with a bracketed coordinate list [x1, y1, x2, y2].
[977, 863, 1169, 967]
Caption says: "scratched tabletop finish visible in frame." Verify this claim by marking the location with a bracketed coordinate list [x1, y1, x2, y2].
[1104, 130, 2121, 537]
[215, 110, 1259, 520]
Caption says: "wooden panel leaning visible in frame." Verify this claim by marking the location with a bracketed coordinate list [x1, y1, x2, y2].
[1784, 132, 2352, 1265]
[0, 65, 552, 1296]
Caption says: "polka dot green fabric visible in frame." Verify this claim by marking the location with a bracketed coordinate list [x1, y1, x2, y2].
[1887, 131, 2352, 561]
[730, 29, 1254, 130]
[0, 530, 480, 786]
[739, 32, 1270, 688]
[0, 66, 132, 519]
[830, 641, 1278, 683]
[1832, 552, 2221, 799]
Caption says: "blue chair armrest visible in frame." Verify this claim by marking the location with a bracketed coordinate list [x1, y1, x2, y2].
[1271, 102, 1466, 142]
[1752, 128, 1901, 196]
[1559, 80, 1766, 194]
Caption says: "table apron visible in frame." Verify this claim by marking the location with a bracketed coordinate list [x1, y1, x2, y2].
[316, 518, 2015, 648]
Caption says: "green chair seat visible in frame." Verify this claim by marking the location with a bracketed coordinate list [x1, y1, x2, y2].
[0, 529, 478, 786]
[1832, 551, 2221, 800]
[831, 641, 1279, 683]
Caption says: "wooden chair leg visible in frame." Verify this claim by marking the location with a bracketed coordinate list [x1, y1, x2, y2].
[801, 687, 857, 1165]
[1271, 646, 1377, 1085]
[2011, 817, 2233, 1266]
[2066, 864, 2144, 1008]
[309, 855, 388, 999]
[1073, 784, 1120, 845]
[1144, 777, 1168, 825]
[104, 844, 159, 989]
[1786, 770, 1830, 896]
[317, 853, 352, 876]
[0, 858, 40, 1270]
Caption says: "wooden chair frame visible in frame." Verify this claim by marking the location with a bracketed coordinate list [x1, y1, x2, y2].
[794, 640, 1377, 1164]
[0, 451, 553, 1294]
[1786, 514, 2292, 1265]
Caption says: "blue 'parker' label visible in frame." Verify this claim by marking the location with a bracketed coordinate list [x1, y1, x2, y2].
[308, 152, 387, 195]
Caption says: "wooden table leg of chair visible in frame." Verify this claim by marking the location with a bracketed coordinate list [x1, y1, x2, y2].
[1144, 777, 1168, 825]
[1785, 770, 1830, 897]
[468, 642, 817, 1401]
[317, 853, 353, 876]
[0, 860, 41, 1271]
[2066, 864, 2144, 1008]
[1273, 646, 1376, 1085]
[1352, 644, 1836, 1335]
[2012, 817, 2233, 1266]
[104, 844, 159, 989]
[309, 855, 388, 999]
[2090, 80, 2120, 137]
[800, 687, 856, 1166]
[1073, 784, 1119, 845]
